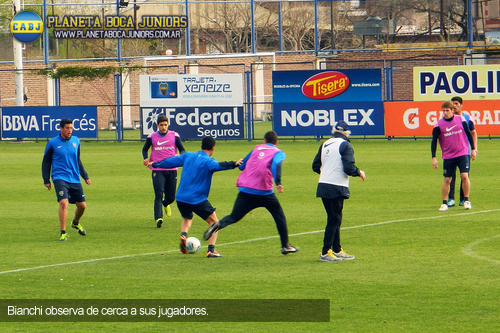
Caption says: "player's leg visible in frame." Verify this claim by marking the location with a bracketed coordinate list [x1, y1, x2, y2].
[262, 194, 294, 251]
[319, 197, 342, 262]
[218, 192, 257, 228]
[152, 171, 166, 227]
[321, 197, 343, 253]
[459, 155, 471, 205]
[204, 212, 222, 258]
[194, 201, 221, 258]
[162, 170, 177, 217]
[458, 155, 472, 209]
[72, 201, 87, 236]
[58, 198, 69, 236]
[204, 192, 256, 241]
[440, 159, 454, 211]
[53, 180, 70, 240]
[176, 201, 193, 254]
[441, 177, 452, 201]
[69, 183, 87, 236]
[448, 169, 456, 206]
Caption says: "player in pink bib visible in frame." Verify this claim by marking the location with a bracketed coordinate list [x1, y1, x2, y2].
[431, 101, 477, 211]
[142, 115, 185, 227]
[203, 131, 299, 255]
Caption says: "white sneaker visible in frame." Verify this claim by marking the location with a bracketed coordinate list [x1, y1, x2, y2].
[334, 248, 355, 261]
[319, 249, 342, 262]
[464, 201, 472, 210]
[439, 204, 448, 211]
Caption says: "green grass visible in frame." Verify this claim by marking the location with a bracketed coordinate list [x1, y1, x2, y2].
[1, 138, 500, 332]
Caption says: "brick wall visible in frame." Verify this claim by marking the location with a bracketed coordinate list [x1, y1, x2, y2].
[0, 49, 481, 129]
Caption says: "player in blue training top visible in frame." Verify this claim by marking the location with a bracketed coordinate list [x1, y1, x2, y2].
[150, 136, 242, 258]
[42, 118, 91, 241]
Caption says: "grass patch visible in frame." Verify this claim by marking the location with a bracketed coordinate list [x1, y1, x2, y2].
[1, 138, 499, 332]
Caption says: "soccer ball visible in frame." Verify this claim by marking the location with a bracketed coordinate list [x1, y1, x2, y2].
[186, 237, 201, 254]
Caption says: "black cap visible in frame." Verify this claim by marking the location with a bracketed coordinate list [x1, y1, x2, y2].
[335, 120, 349, 131]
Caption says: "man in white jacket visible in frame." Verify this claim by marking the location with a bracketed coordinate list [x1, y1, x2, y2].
[312, 120, 366, 262]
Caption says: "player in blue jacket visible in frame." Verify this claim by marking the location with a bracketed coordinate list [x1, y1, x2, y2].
[151, 136, 242, 258]
[42, 118, 91, 241]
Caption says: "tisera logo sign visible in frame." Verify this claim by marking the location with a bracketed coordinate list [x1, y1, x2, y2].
[302, 71, 350, 100]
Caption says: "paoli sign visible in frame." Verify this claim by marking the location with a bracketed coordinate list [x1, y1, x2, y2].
[413, 64, 500, 101]
[139, 74, 244, 140]
[272, 69, 384, 136]
[384, 100, 500, 136]
[1, 106, 97, 139]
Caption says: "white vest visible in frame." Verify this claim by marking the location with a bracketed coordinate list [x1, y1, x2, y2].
[318, 137, 349, 188]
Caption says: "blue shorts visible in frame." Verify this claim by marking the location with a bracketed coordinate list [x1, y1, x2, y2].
[176, 200, 215, 220]
[443, 155, 470, 178]
[53, 180, 86, 203]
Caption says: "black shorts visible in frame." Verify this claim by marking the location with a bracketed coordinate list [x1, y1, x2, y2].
[443, 155, 470, 178]
[53, 180, 86, 203]
[176, 200, 215, 220]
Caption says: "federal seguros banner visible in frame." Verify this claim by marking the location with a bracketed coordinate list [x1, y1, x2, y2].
[272, 69, 384, 136]
[139, 74, 244, 140]
[1, 106, 97, 139]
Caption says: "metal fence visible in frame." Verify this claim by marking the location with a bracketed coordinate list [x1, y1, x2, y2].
[2, 52, 500, 141]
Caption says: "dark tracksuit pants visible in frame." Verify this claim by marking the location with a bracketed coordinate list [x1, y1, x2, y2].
[218, 191, 289, 248]
[152, 170, 177, 220]
[321, 196, 344, 254]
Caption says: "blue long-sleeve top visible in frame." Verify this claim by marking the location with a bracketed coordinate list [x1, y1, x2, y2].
[152, 151, 238, 205]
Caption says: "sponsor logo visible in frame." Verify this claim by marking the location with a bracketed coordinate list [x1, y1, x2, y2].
[10, 11, 43, 44]
[302, 71, 350, 100]
[446, 125, 457, 132]
[159, 83, 169, 96]
[156, 140, 170, 146]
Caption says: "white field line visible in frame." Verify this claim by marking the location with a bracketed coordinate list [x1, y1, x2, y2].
[1, 209, 499, 275]
[462, 234, 500, 264]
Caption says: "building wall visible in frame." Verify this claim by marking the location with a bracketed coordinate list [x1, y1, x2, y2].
[0, 49, 488, 129]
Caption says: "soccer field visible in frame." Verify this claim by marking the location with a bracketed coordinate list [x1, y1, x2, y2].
[1, 137, 499, 332]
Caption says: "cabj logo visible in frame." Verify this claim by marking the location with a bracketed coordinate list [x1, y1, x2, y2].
[302, 71, 350, 100]
[10, 10, 44, 43]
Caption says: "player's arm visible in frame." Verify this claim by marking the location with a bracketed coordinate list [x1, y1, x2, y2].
[339, 142, 362, 177]
[42, 145, 54, 189]
[151, 154, 184, 169]
[214, 160, 240, 171]
[312, 144, 323, 174]
[77, 145, 90, 184]
[431, 126, 440, 169]
[462, 121, 475, 150]
[462, 121, 477, 159]
[175, 136, 186, 154]
[142, 137, 152, 166]
[271, 151, 285, 192]
[238, 151, 252, 171]
[468, 120, 478, 152]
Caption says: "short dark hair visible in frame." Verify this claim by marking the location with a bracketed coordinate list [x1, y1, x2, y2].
[201, 136, 216, 150]
[264, 131, 278, 144]
[59, 118, 72, 128]
[451, 96, 463, 105]
[157, 115, 169, 124]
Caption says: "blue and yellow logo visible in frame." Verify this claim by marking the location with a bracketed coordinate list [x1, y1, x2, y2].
[10, 11, 44, 43]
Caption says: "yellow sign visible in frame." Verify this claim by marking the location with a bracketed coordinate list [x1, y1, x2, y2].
[413, 64, 500, 101]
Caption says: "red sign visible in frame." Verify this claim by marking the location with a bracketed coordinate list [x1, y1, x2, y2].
[301, 71, 350, 100]
[384, 100, 500, 136]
